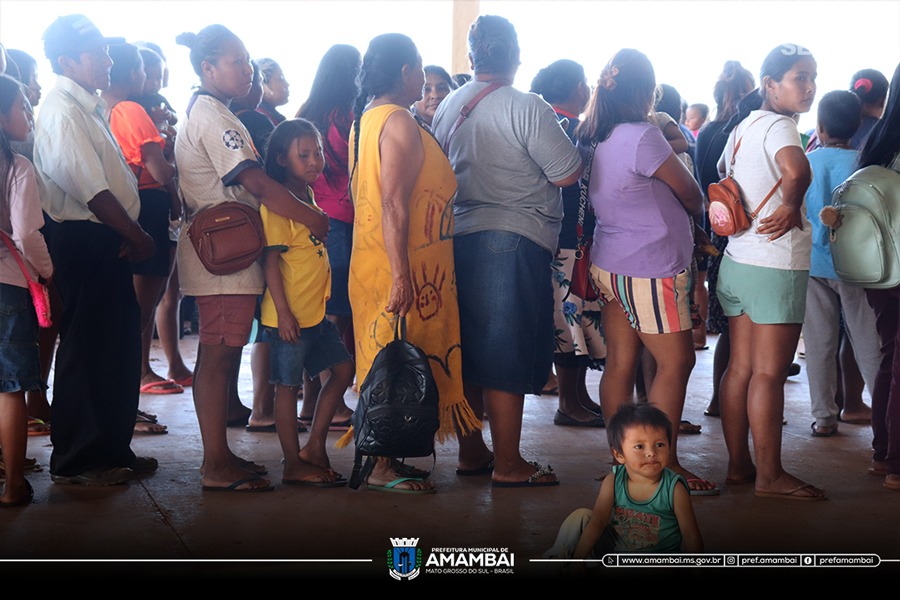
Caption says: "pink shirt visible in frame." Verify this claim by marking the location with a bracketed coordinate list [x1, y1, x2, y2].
[311, 114, 353, 223]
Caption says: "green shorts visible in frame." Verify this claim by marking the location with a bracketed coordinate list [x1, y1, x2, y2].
[716, 256, 808, 324]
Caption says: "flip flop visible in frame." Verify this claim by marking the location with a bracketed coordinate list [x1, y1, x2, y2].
[686, 478, 720, 496]
[456, 460, 495, 477]
[172, 375, 193, 388]
[202, 476, 273, 493]
[297, 416, 352, 432]
[755, 484, 827, 501]
[139, 380, 184, 395]
[553, 410, 604, 428]
[27, 418, 51, 436]
[246, 419, 308, 433]
[492, 463, 559, 488]
[283, 469, 348, 488]
[136, 410, 158, 423]
[367, 477, 436, 494]
[810, 422, 838, 437]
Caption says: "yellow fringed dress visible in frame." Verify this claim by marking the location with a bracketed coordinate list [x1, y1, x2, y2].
[347, 104, 480, 442]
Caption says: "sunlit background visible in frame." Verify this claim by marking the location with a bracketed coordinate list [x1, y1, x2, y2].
[1, 0, 898, 132]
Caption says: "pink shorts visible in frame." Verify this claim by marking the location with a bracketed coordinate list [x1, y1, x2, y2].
[196, 294, 256, 347]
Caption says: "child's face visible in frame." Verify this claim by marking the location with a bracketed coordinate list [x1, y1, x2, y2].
[0, 90, 34, 142]
[684, 107, 704, 131]
[281, 135, 324, 186]
[143, 63, 163, 96]
[612, 425, 670, 482]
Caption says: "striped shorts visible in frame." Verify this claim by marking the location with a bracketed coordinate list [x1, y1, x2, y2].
[590, 264, 692, 334]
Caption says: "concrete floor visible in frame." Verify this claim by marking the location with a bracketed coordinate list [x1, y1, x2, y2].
[3, 332, 899, 581]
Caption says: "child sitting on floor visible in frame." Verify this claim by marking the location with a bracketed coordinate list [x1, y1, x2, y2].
[545, 403, 703, 569]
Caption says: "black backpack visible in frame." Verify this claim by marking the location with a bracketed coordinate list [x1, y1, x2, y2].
[348, 317, 440, 489]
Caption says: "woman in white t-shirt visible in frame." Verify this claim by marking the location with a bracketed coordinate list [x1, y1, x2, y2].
[175, 25, 328, 493]
[716, 44, 825, 500]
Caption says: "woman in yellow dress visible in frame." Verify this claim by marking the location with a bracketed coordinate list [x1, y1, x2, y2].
[346, 33, 479, 493]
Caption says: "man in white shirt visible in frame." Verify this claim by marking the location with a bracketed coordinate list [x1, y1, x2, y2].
[34, 14, 156, 485]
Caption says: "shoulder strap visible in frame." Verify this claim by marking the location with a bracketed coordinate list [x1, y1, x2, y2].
[728, 114, 784, 218]
[0, 230, 37, 284]
[727, 115, 768, 176]
[576, 142, 598, 247]
[442, 82, 504, 154]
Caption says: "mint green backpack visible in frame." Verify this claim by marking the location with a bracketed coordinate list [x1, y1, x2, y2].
[829, 165, 900, 289]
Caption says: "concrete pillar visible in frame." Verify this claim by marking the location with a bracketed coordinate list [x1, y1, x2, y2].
[451, 0, 480, 76]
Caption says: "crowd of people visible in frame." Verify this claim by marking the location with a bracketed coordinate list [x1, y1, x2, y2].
[0, 12, 898, 529]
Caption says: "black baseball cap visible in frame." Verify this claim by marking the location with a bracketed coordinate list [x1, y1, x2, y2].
[43, 14, 125, 60]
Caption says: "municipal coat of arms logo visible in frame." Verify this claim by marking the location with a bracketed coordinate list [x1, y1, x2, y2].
[388, 537, 422, 580]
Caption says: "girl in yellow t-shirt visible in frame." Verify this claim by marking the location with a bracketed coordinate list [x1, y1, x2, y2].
[260, 119, 353, 487]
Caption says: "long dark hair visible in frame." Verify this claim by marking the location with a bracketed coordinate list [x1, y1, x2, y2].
[351, 34, 418, 175]
[297, 44, 360, 180]
[0, 75, 25, 230]
[859, 62, 900, 169]
[576, 48, 655, 146]
[264, 118, 322, 185]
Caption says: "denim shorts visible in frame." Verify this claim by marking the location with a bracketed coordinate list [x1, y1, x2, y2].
[0, 282, 43, 393]
[325, 218, 352, 317]
[262, 319, 352, 386]
[454, 230, 554, 395]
